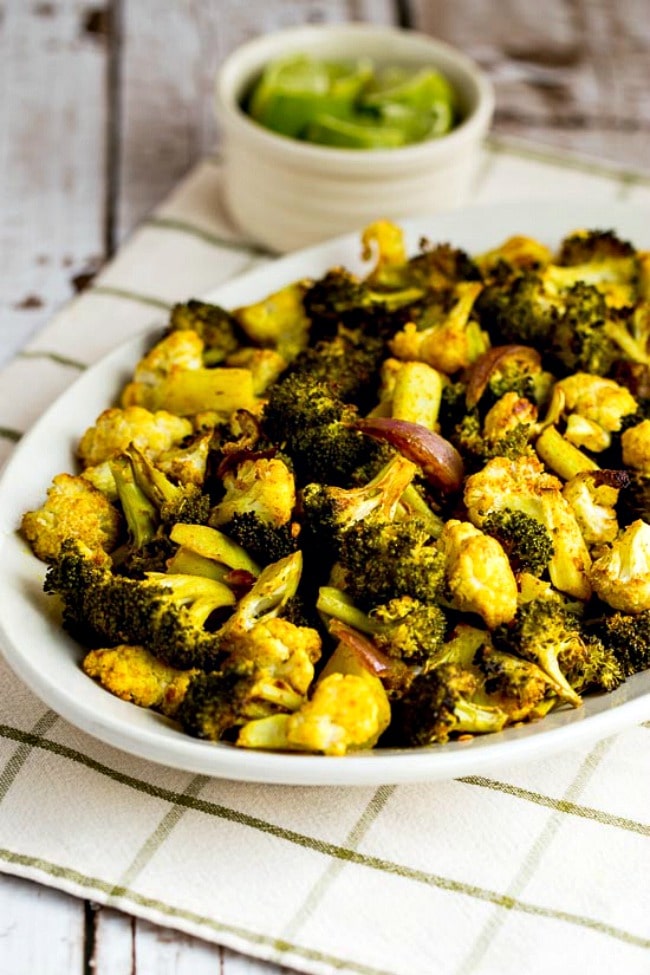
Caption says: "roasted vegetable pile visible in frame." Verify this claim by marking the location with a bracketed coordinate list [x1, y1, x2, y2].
[22, 221, 650, 756]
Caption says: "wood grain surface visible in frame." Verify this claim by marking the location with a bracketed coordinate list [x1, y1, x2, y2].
[0, 1, 648, 972]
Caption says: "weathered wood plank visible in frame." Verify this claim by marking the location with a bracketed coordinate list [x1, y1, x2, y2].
[0, 1, 109, 368]
[115, 0, 398, 242]
[0, 874, 86, 973]
[90, 904, 294, 974]
[409, 0, 650, 172]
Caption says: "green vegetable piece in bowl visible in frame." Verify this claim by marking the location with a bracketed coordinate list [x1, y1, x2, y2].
[246, 55, 373, 139]
[361, 66, 457, 139]
[304, 112, 409, 149]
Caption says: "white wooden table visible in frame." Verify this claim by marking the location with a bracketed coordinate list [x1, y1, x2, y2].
[1, 1, 648, 971]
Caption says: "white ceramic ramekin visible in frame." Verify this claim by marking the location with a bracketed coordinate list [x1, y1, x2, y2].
[215, 24, 494, 254]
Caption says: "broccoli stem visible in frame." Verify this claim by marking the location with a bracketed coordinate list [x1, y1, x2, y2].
[170, 523, 260, 576]
[110, 455, 158, 548]
[536, 426, 600, 480]
[144, 572, 236, 625]
[317, 586, 377, 634]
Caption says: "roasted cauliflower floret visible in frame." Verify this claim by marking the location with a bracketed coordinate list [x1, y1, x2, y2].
[80, 460, 119, 501]
[225, 347, 288, 395]
[622, 420, 650, 474]
[131, 330, 205, 383]
[210, 457, 296, 529]
[438, 520, 518, 629]
[224, 617, 321, 697]
[82, 644, 196, 716]
[555, 373, 638, 434]
[21, 473, 121, 563]
[156, 430, 213, 486]
[283, 672, 389, 756]
[590, 519, 650, 613]
[389, 282, 488, 375]
[464, 454, 592, 599]
[234, 282, 311, 363]
[121, 331, 256, 417]
[562, 471, 624, 545]
[77, 406, 192, 468]
[482, 391, 538, 441]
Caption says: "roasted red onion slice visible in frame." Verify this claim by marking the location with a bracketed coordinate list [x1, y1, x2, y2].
[464, 345, 542, 408]
[353, 417, 464, 492]
[329, 619, 395, 676]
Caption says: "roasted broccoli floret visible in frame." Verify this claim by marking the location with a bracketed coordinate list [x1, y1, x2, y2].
[286, 331, 385, 410]
[368, 597, 447, 667]
[494, 598, 624, 705]
[122, 444, 211, 527]
[405, 240, 481, 290]
[451, 400, 535, 469]
[111, 445, 211, 575]
[392, 663, 508, 746]
[464, 345, 549, 410]
[474, 643, 556, 722]
[44, 541, 235, 670]
[177, 663, 304, 742]
[337, 517, 446, 610]
[168, 299, 242, 365]
[549, 281, 619, 376]
[302, 267, 422, 342]
[555, 229, 636, 267]
[477, 270, 559, 346]
[262, 372, 385, 485]
[317, 587, 447, 669]
[588, 609, 650, 677]
[300, 453, 416, 558]
[482, 508, 555, 576]
[221, 513, 299, 566]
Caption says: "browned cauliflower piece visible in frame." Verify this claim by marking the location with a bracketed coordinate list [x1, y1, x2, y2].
[622, 419, 650, 474]
[389, 282, 488, 375]
[83, 644, 197, 716]
[225, 347, 287, 395]
[120, 330, 256, 417]
[284, 672, 390, 756]
[438, 519, 518, 629]
[590, 519, 650, 613]
[224, 617, 321, 697]
[77, 405, 192, 467]
[561, 471, 622, 545]
[210, 457, 296, 529]
[464, 454, 592, 600]
[21, 473, 121, 563]
[482, 391, 538, 441]
[156, 429, 213, 486]
[555, 373, 638, 439]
